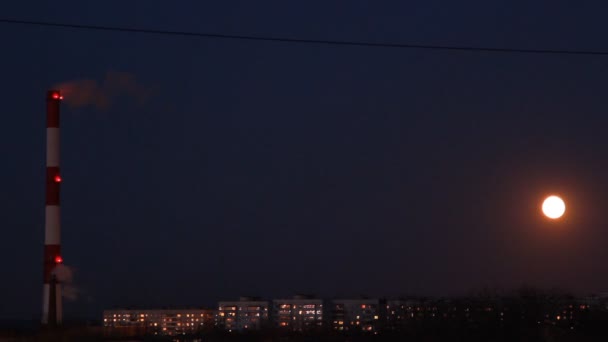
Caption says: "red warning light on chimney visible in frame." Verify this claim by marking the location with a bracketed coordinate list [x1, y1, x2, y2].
[54, 256, 63, 264]
[54, 175, 62, 183]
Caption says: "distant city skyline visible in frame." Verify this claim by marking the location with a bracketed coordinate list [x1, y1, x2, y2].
[103, 292, 608, 336]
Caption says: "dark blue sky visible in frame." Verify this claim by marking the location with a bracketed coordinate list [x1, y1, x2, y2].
[3, 1, 608, 319]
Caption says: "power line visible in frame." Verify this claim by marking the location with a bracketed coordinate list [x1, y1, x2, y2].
[2, 18, 608, 56]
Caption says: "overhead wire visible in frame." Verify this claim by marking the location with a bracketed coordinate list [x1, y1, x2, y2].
[2, 18, 608, 56]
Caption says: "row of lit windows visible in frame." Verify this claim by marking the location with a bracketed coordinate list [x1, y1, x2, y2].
[219, 306, 268, 311]
[276, 310, 322, 315]
[105, 313, 210, 318]
[278, 304, 321, 309]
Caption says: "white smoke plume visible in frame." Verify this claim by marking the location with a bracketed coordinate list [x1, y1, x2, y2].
[52, 264, 80, 301]
[55, 70, 152, 110]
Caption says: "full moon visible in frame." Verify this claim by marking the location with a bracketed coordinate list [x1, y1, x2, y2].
[542, 195, 566, 219]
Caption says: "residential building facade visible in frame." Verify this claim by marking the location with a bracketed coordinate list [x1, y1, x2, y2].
[273, 295, 323, 331]
[331, 298, 382, 332]
[217, 297, 269, 331]
[103, 309, 215, 336]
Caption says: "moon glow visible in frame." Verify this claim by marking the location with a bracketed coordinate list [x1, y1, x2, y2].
[542, 196, 565, 219]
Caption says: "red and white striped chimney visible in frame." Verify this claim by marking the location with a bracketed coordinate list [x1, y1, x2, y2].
[42, 90, 63, 326]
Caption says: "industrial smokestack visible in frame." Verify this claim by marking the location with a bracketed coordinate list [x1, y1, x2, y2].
[42, 90, 63, 326]
[48, 275, 58, 328]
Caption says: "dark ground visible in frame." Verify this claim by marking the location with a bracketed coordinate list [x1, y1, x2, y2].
[2, 326, 608, 342]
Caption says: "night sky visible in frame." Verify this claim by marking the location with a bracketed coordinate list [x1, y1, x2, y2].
[3, 1, 608, 320]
